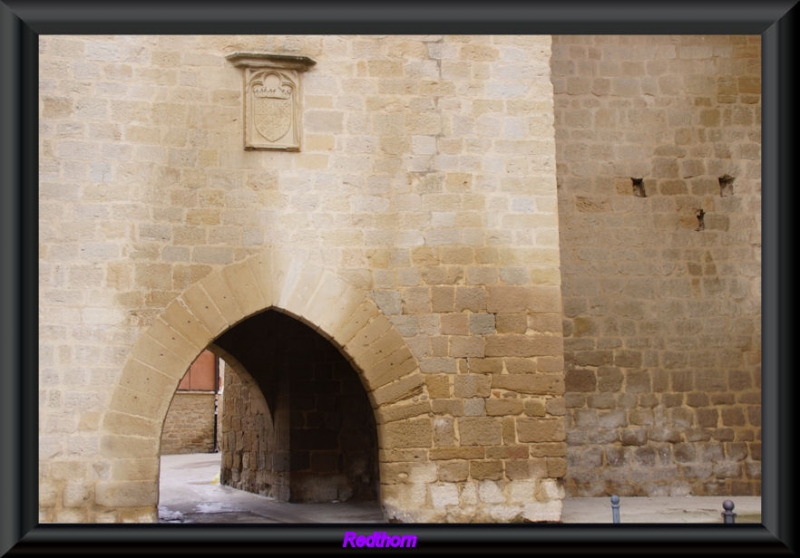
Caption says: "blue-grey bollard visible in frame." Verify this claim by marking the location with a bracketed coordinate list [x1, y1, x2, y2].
[722, 500, 736, 524]
[611, 495, 620, 524]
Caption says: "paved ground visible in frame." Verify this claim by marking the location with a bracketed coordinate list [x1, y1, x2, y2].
[562, 495, 761, 524]
[159, 453, 761, 524]
[158, 453, 384, 524]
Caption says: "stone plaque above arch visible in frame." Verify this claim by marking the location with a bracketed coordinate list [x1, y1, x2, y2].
[226, 52, 316, 151]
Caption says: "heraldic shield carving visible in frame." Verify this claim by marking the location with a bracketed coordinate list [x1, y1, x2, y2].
[226, 52, 316, 151]
[252, 72, 294, 143]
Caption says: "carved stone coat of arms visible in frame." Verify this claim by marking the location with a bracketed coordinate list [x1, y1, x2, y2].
[226, 53, 316, 151]
[252, 72, 294, 143]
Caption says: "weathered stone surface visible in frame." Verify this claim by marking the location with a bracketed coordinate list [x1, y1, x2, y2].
[38, 32, 761, 526]
[517, 418, 566, 443]
[159, 392, 216, 454]
[382, 418, 433, 449]
[458, 417, 503, 446]
[95, 481, 158, 507]
[554, 34, 761, 498]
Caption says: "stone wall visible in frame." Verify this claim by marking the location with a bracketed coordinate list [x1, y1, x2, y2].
[159, 349, 218, 455]
[551, 35, 761, 496]
[159, 392, 216, 455]
[38, 35, 565, 523]
[218, 354, 274, 496]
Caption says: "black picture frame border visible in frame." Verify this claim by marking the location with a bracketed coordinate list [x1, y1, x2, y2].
[1, 0, 796, 555]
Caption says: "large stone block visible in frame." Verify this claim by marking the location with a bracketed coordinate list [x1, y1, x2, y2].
[470, 460, 504, 481]
[180, 283, 229, 337]
[517, 418, 566, 443]
[485, 335, 563, 358]
[381, 417, 433, 449]
[491, 374, 564, 396]
[458, 417, 503, 446]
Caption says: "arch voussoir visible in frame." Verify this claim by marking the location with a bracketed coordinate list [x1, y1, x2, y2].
[343, 315, 393, 365]
[162, 299, 215, 355]
[308, 276, 367, 338]
[180, 283, 229, 338]
[141, 318, 203, 367]
[108, 385, 168, 421]
[103, 410, 161, 438]
[273, 257, 325, 318]
[350, 326, 407, 371]
[268, 249, 298, 307]
[371, 373, 426, 407]
[103, 248, 425, 521]
[290, 264, 326, 316]
[120, 358, 180, 396]
[197, 271, 244, 326]
[221, 261, 268, 318]
[330, 300, 382, 349]
[374, 399, 432, 425]
[128, 330, 190, 382]
[364, 345, 419, 389]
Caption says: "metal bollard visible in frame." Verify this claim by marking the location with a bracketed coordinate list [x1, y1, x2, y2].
[721, 500, 736, 524]
[611, 495, 620, 524]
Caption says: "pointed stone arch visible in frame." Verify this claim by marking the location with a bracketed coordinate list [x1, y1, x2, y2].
[96, 247, 425, 517]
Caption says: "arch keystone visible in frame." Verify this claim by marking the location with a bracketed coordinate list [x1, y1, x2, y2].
[271, 252, 324, 315]
[284, 263, 325, 320]
[303, 272, 349, 313]
[270, 249, 298, 307]
[244, 253, 274, 307]
[308, 276, 367, 336]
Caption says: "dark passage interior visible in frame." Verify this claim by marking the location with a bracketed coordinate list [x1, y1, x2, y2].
[213, 309, 379, 503]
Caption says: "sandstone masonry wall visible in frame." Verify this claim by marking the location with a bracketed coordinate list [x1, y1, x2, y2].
[552, 35, 761, 496]
[218, 355, 274, 496]
[38, 35, 564, 523]
[159, 392, 216, 455]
